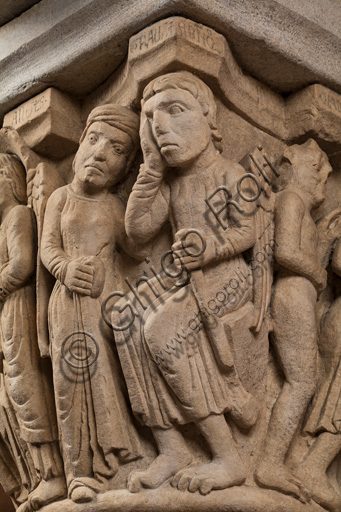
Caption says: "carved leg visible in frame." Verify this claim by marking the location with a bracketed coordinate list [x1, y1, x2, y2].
[255, 281, 317, 500]
[172, 414, 246, 495]
[294, 432, 341, 512]
[127, 427, 192, 492]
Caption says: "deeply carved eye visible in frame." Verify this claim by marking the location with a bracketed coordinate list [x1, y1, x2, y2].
[168, 104, 184, 115]
[88, 133, 98, 144]
[113, 144, 125, 155]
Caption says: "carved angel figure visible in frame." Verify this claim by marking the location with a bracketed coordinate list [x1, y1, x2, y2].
[0, 153, 66, 511]
[41, 106, 143, 504]
[255, 140, 332, 500]
[121, 71, 263, 495]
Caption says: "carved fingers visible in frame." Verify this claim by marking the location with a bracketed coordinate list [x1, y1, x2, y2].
[171, 228, 209, 271]
[64, 257, 105, 297]
[0, 127, 40, 169]
[64, 260, 95, 296]
[139, 113, 166, 174]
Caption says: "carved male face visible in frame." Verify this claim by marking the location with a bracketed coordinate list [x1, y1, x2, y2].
[73, 121, 132, 189]
[294, 155, 332, 207]
[143, 89, 212, 167]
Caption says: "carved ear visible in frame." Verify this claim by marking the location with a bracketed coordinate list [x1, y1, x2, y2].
[275, 150, 294, 191]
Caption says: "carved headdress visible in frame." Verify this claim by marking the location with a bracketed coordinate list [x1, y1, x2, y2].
[80, 104, 140, 148]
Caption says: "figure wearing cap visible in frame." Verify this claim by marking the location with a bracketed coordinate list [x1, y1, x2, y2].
[41, 105, 144, 503]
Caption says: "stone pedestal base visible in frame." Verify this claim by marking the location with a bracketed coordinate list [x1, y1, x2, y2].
[40, 486, 325, 512]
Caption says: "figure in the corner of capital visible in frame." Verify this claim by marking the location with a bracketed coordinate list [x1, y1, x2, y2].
[255, 139, 335, 503]
[0, 152, 66, 512]
[115, 70, 269, 496]
[293, 205, 341, 512]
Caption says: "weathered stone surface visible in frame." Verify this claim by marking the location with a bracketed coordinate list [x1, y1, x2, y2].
[0, 5, 340, 512]
[3, 88, 82, 159]
[0, 0, 40, 27]
[39, 487, 326, 512]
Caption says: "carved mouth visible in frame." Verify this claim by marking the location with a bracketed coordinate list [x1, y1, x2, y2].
[160, 143, 178, 150]
[85, 164, 104, 174]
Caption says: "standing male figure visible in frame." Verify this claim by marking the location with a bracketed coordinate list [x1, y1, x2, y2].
[123, 71, 260, 495]
[255, 140, 332, 499]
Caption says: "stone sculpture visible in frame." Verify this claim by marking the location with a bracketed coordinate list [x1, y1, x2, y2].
[122, 71, 267, 495]
[0, 153, 66, 511]
[255, 140, 332, 499]
[296, 212, 341, 512]
[0, 14, 340, 512]
[40, 105, 145, 504]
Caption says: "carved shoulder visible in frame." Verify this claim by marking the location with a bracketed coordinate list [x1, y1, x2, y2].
[222, 159, 246, 187]
[7, 204, 34, 227]
[275, 189, 305, 216]
[45, 185, 68, 214]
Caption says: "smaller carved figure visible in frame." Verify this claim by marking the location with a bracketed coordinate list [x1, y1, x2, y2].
[295, 211, 341, 512]
[41, 105, 144, 504]
[255, 140, 332, 499]
[0, 153, 66, 511]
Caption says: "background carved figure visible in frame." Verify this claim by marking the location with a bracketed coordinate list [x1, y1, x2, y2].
[297, 214, 341, 512]
[122, 71, 265, 496]
[41, 105, 144, 504]
[255, 140, 332, 500]
[0, 153, 65, 511]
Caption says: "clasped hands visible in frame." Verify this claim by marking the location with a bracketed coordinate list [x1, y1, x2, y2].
[64, 256, 105, 298]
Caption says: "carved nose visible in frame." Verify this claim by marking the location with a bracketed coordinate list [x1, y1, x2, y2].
[154, 111, 169, 136]
[93, 139, 107, 160]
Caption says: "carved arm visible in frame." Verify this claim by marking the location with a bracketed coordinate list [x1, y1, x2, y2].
[0, 206, 36, 300]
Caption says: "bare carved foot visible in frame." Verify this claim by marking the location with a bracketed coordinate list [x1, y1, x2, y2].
[255, 462, 305, 502]
[294, 462, 341, 512]
[171, 458, 246, 495]
[28, 476, 66, 510]
[127, 452, 192, 493]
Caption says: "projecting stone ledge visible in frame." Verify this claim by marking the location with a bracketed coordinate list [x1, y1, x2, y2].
[40, 486, 325, 512]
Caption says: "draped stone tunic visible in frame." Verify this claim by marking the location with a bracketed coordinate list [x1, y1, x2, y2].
[41, 185, 142, 486]
[118, 156, 257, 429]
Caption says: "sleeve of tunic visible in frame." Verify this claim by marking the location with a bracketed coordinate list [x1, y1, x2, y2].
[0, 206, 36, 298]
[125, 164, 170, 244]
[41, 187, 69, 283]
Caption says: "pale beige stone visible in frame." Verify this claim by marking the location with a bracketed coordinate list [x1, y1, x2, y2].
[0, 9, 340, 512]
[3, 88, 82, 160]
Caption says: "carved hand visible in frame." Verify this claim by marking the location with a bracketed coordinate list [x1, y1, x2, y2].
[64, 259, 95, 296]
[318, 208, 341, 239]
[140, 113, 166, 175]
[172, 228, 212, 272]
[64, 257, 105, 297]
[317, 208, 341, 267]
[0, 127, 41, 170]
